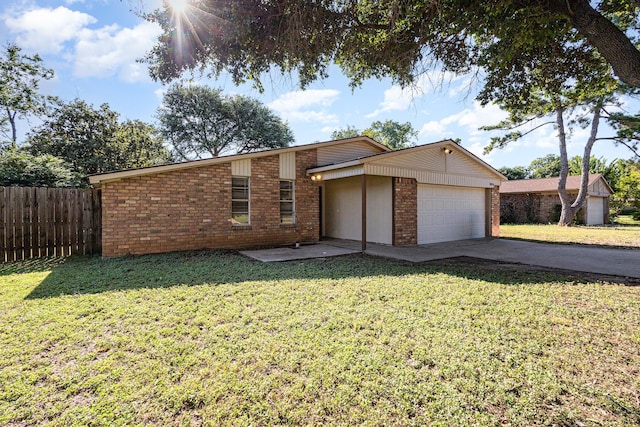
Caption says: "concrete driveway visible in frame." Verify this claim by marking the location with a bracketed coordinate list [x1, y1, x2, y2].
[361, 238, 640, 279]
[241, 238, 640, 279]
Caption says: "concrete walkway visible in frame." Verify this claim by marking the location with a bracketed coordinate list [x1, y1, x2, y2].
[239, 243, 360, 262]
[241, 238, 640, 279]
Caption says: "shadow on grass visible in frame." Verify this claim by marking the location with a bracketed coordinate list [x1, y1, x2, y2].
[17, 248, 613, 300]
[0, 256, 70, 276]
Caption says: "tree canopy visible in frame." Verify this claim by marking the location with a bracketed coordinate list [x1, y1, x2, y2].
[144, 1, 640, 88]
[157, 84, 294, 160]
[0, 44, 54, 148]
[613, 161, 640, 215]
[28, 99, 171, 178]
[331, 120, 418, 150]
[497, 166, 528, 181]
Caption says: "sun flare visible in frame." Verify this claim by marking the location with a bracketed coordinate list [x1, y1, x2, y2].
[167, 0, 189, 14]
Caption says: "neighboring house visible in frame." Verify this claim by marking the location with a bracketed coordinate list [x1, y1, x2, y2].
[89, 137, 506, 257]
[499, 174, 613, 225]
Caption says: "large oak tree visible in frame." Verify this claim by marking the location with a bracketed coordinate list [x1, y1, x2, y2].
[143, 1, 640, 88]
[156, 84, 294, 160]
[28, 99, 171, 179]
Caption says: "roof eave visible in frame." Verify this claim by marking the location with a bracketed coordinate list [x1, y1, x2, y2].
[89, 136, 388, 185]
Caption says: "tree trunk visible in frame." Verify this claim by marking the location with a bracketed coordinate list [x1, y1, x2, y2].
[556, 102, 602, 226]
[556, 105, 574, 226]
[6, 107, 17, 148]
[552, 0, 640, 87]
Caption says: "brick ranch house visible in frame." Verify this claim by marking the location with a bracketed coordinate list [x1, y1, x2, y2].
[89, 137, 506, 257]
[499, 174, 613, 225]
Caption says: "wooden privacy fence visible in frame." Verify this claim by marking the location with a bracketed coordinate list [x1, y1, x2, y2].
[0, 187, 101, 262]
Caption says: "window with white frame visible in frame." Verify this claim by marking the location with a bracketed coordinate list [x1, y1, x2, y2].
[280, 180, 294, 224]
[231, 177, 249, 225]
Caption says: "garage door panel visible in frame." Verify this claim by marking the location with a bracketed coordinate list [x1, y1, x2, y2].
[418, 184, 485, 244]
[586, 197, 604, 225]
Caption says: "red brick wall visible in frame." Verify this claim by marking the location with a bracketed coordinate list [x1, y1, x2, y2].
[393, 177, 417, 246]
[101, 150, 319, 257]
[501, 192, 582, 224]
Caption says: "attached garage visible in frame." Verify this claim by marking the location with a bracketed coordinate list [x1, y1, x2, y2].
[324, 176, 393, 244]
[417, 184, 486, 244]
[308, 140, 506, 248]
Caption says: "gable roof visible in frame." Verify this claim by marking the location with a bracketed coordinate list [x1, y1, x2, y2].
[500, 174, 613, 194]
[308, 139, 507, 182]
[89, 136, 389, 185]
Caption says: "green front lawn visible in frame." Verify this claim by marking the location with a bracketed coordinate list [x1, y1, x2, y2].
[500, 223, 640, 247]
[1, 251, 639, 426]
[613, 214, 640, 226]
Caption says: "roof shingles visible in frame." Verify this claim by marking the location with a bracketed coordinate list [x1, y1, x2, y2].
[499, 174, 607, 194]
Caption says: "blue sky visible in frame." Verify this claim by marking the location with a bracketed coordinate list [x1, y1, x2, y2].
[1, 0, 637, 169]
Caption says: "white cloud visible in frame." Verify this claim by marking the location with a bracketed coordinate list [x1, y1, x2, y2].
[4, 6, 96, 54]
[420, 120, 447, 136]
[466, 141, 493, 162]
[73, 21, 162, 82]
[366, 71, 465, 118]
[365, 86, 415, 118]
[420, 101, 508, 140]
[4, 5, 161, 83]
[268, 89, 340, 124]
[457, 101, 508, 135]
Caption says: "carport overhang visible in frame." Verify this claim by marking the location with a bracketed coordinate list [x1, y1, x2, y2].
[306, 140, 506, 253]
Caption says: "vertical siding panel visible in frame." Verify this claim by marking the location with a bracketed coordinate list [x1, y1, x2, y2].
[317, 141, 383, 166]
[231, 159, 251, 176]
[279, 152, 296, 179]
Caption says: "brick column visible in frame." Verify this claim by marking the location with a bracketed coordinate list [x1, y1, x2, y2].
[491, 185, 500, 237]
[393, 177, 417, 246]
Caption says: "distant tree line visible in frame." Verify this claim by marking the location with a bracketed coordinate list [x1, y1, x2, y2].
[0, 44, 294, 187]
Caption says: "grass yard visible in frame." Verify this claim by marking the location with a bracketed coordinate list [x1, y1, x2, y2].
[500, 223, 640, 248]
[1, 251, 640, 426]
[614, 214, 640, 227]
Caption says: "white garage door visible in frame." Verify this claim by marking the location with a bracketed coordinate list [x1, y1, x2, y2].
[417, 184, 486, 244]
[586, 197, 605, 225]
